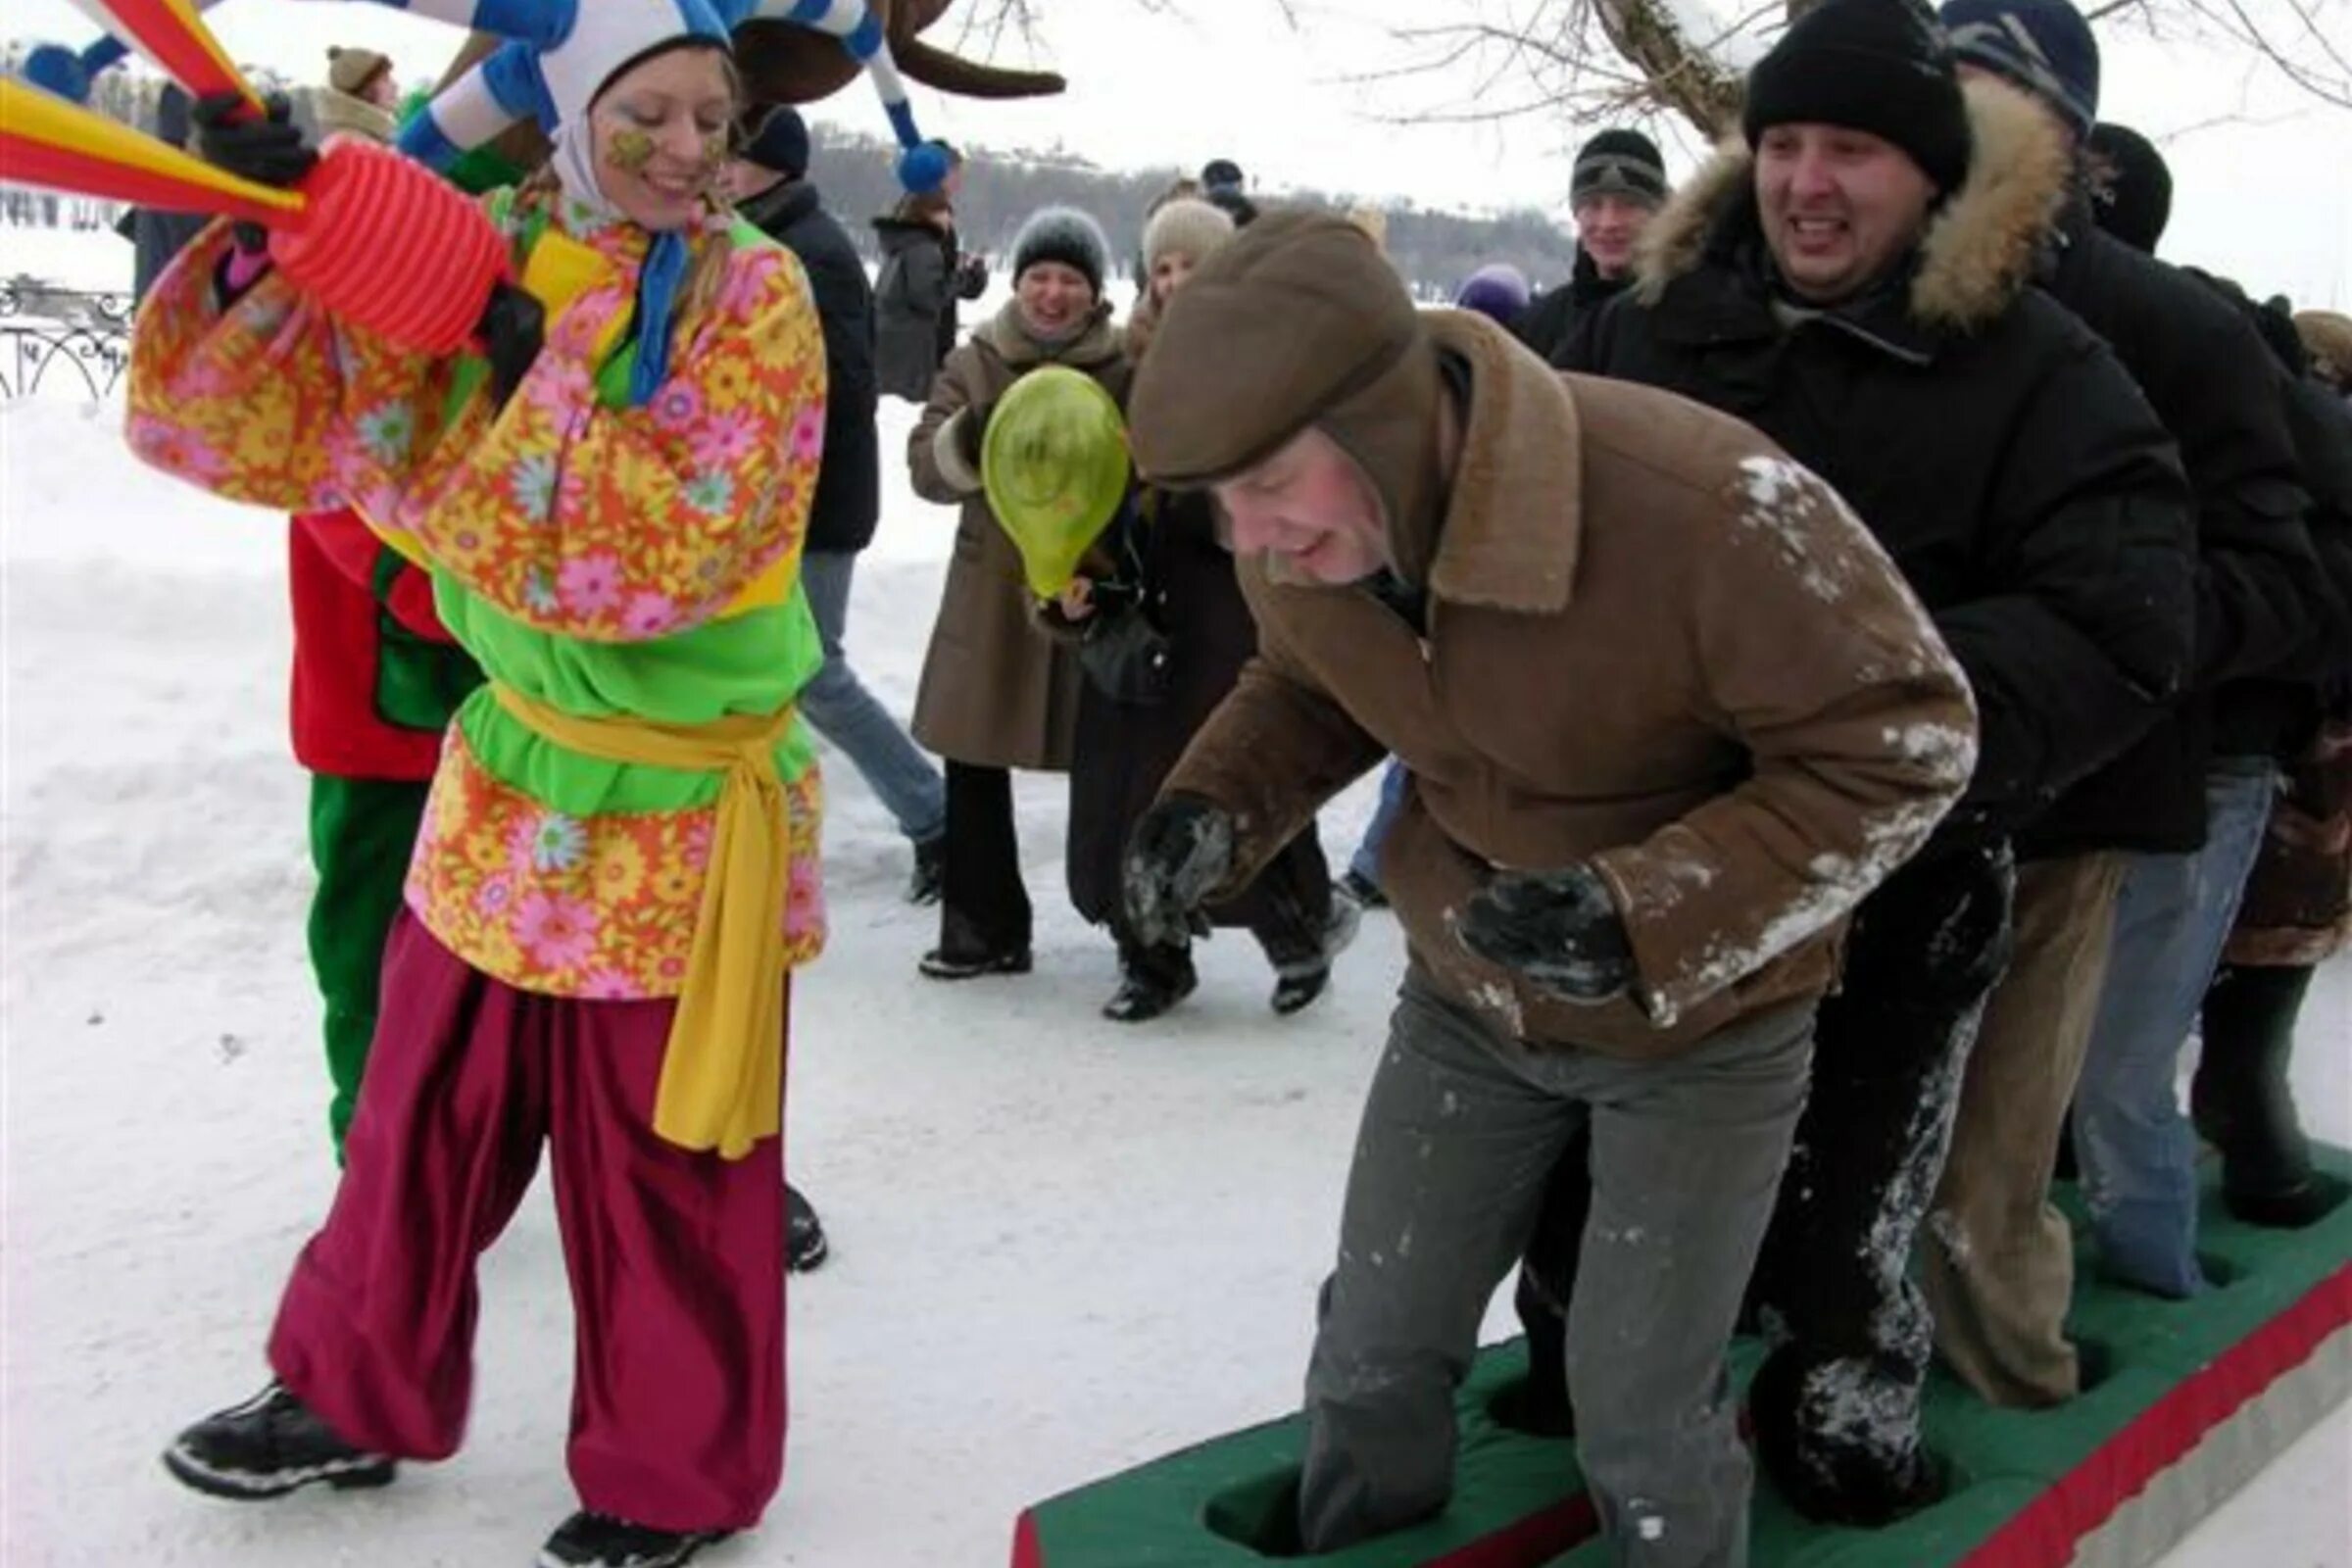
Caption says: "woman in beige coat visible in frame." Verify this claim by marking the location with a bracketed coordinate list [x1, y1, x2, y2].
[907, 206, 1130, 976]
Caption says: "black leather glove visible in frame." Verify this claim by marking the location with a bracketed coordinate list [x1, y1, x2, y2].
[477, 281, 547, 412]
[1122, 795, 1235, 951]
[1455, 862, 1636, 1004]
[194, 92, 316, 255]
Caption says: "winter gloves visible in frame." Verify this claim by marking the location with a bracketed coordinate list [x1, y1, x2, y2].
[194, 92, 314, 256]
[1122, 795, 1236, 950]
[953, 397, 998, 472]
[193, 92, 539, 395]
[1457, 862, 1636, 1004]
[477, 283, 547, 412]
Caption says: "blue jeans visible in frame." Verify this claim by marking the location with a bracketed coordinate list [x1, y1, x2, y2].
[798, 551, 947, 846]
[1348, 760, 1411, 887]
[2072, 760, 2277, 1298]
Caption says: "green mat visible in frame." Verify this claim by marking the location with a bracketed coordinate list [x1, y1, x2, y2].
[1012, 1148, 2352, 1568]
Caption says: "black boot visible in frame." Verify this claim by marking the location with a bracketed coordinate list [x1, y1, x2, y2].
[2197, 963, 2332, 1225]
[538, 1511, 732, 1568]
[906, 834, 945, 906]
[920, 906, 1032, 980]
[1103, 940, 1198, 1022]
[786, 1183, 829, 1272]
[162, 1383, 395, 1500]
[1746, 1348, 1945, 1528]
[1267, 896, 1359, 1015]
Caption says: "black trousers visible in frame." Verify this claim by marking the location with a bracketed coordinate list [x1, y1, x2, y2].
[1744, 841, 2016, 1521]
[939, 761, 1031, 958]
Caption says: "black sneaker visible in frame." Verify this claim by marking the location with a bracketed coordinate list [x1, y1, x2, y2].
[538, 1511, 731, 1568]
[162, 1382, 395, 1500]
[785, 1184, 829, 1272]
[906, 836, 945, 906]
[1102, 954, 1199, 1023]
[1337, 870, 1388, 909]
[918, 946, 1032, 980]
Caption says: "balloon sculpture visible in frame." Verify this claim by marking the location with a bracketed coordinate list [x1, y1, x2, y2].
[0, 0, 1061, 353]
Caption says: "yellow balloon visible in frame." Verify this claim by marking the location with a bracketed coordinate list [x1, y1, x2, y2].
[981, 366, 1132, 600]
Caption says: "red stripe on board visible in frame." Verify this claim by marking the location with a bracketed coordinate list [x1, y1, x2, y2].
[1959, 1262, 2352, 1568]
[1426, 1492, 1600, 1568]
[1010, 1508, 1043, 1568]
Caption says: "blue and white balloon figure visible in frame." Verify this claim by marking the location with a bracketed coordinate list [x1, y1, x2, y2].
[346, 0, 957, 195]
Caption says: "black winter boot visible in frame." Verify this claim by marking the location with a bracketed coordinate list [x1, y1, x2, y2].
[1103, 941, 1199, 1022]
[162, 1382, 395, 1499]
[1746, 1348, 1946, 1528]
[906, 834, 946, 906]
[538, 1511, 732, 1568]
[786, 1183, 829, 1272]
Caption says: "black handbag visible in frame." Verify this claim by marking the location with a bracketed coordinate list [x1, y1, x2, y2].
[1077, 602, 1176, 707]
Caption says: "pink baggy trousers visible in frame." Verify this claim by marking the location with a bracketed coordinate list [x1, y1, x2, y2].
[268, 909, 788, 1532]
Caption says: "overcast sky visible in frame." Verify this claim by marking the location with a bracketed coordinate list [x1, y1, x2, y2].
[11, 0, 2348, 304]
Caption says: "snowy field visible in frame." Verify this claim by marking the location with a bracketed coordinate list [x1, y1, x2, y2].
[3, 220, 2346, 1567]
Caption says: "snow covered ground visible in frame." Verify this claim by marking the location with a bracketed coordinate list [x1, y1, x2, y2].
[3, 223, 2346, 1567]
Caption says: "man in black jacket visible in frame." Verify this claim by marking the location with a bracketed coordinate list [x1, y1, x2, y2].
[1557, 0, 2195, 1525]
[731, 109, 953, 1269]
[1515, 128, 1668, 363]
[733, 104, 950, 907]
[1928, 0, 2332, 1407]
[1926, 3, 2330, 1373]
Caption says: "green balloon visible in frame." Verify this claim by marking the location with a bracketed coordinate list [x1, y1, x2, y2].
[982, 366, 1132, 599]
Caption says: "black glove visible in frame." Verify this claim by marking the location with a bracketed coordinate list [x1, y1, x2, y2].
[477, 281, 547, 412]
[1122, 795, 1235, 951]
[194, 92, 316, 255]
[1455, 862, 1636, 1004]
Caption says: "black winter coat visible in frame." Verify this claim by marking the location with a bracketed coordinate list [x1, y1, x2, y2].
[2015, 201, 2328, 856]
[1563, 85, 2195, 838]
[1060, 488, 1330, 954]
[742, 179, 881, 555]
[1514, 249, 1631, 365]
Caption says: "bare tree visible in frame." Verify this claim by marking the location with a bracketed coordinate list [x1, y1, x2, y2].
[958, 0, 2348, 144]
[1368, 0, 2350, 140]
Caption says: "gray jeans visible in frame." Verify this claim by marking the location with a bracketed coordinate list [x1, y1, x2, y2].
[1300, 972, 1813, 1567]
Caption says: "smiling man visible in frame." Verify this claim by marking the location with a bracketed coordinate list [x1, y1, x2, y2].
[1515, 128, 1669, 363]
[1558, 0, 2196, 1527]
[1119, 209, 1980, 1565]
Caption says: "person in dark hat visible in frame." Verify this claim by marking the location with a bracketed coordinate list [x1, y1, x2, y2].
[2085, 121, 2173, 254]
[1199, 156, 1259, 226]
[1121, 210, 1980, 1564]
[1515, 126, 1669, 362]
[1559, 0, 2196, 1524]
[1930, 3, 2330, 1419]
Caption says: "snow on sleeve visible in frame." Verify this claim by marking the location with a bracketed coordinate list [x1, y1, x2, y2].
[1590, 457, 1978, 1028]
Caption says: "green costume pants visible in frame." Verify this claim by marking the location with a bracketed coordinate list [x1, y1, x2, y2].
[308, 774, 432, 1161]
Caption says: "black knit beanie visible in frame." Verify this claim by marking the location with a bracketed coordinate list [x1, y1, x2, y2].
[1571, 128, 1668, 208]
[737, 104, 810, 178]
[1011, 206, 1110, 298]
[2085, 122, 2173, 254]
[1743, 0, 1974, 195]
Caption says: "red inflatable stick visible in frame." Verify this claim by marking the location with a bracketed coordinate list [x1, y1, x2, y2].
[270, 140, 512, 358]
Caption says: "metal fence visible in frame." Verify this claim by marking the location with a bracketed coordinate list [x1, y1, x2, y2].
[2, 277, 131, 401]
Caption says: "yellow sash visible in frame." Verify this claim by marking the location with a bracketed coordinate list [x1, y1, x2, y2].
[493, 683, 797, 1159]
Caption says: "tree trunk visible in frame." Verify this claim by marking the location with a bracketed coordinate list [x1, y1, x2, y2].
[1593, 0, 1748, 140]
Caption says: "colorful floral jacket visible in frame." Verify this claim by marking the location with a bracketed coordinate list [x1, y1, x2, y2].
[129, 197, 830, 1000]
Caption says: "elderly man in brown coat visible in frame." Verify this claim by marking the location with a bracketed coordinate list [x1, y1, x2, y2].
[1119, 212, 1979, 1567]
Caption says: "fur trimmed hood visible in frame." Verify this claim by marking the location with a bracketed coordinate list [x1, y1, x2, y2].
[1635, 76, 2071, 334]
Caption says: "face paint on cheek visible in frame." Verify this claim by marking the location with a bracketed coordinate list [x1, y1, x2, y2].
[607, 127, 657, 172]
[698, 133, 727, 172]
